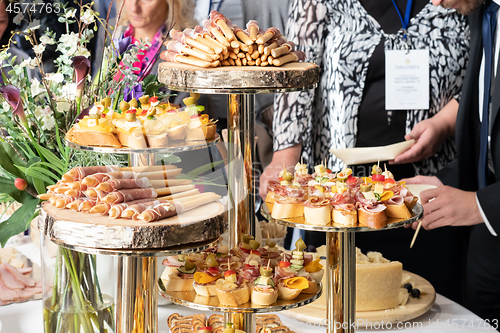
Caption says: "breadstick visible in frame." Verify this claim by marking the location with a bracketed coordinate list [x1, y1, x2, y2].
[246, 20, 259, 41]
[155, 184, 196, 196]
[55, 186, 70, 194]
[256, 27, 281, 45]
[251, 50, 260, 59]
[229, 52, 237, 60]
[248, 44, 254, 54]
[261, 61, 269, 66]
[210, 60, 221, 67]
[135, 168, 182, 179]
[194, 35, 222, 54]
[255, 58, 261, 66]
[64, 189, 85, 197]
[246, 53, 252, 61]
[38, 193, 53, 200]
[166, 40, 214, 62]
[181, 193, 221, 211]
[242, 58, 247, 66]
[261, 54, 267, 62]
[268, 56, 274, 64]
[222, 52, 229, 60]
[235, 58, 242, 66]
[231, 40, 249, 52]
[248, 59, 256, 66]
[184, 37, 214, 54]
[202, 34, 225, 54]
[120, 165, 177, 172]
[258, 44, 265, 54]
[271, 41, 295, 59]
[49, 196, 56, 205]
[222, 60, 230, 66]
[237, 52, 245, 58]
[211, 13, 235, 41]
[232, 47, 240, 54]
[235, 29, 253, 45]
[272, 50, 305, 66]
[46, 184, 60, 191]
[228, 58, 235, 66]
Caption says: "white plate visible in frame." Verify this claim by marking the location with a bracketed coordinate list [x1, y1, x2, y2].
[329, 140, 415, 165]
[405, 184, 437, 203]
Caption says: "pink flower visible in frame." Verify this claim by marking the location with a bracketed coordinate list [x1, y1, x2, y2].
[0, 85, 27, 126]
[71, 56, 91, 93]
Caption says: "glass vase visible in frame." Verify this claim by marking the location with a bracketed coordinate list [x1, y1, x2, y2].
[41, 235, 116, 333]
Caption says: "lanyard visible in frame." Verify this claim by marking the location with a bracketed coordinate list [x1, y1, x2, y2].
[391, 0, 413, 44]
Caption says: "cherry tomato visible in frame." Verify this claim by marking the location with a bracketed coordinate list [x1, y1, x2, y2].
[224, 270, 236, 277]
[126, 109, 136, 114]
[190, 114, 200, 119]
[141, 110, 147, 116]
[149, 96, 158, 103]
[346, 175, 358, 185]
[384, 178, 396, 184]
[239, 245, 250, 254]
[326, 169, 332, 173]
[250, 250, 261, 256]
[279, 261, 291, 268]
[372, 174, 385, 182]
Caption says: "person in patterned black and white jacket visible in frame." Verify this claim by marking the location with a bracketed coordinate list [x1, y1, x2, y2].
[259, 0, 471, 305]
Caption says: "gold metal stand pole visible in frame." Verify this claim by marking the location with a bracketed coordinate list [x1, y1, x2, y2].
[226, 94, 256, 333]
[326, 231, 356, 333]
[115, 153, 159, 333]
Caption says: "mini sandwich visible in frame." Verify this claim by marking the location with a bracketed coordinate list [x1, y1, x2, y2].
[161, 258, 197, 292]
[215, 270, 250, 306]
[303, 259, 324, 284]
[384, 195, 412, 219]
[271, 185, 307, 219]
[304, 196, 332, 226]
[193, 254, 222, 296]
[332, 203, 357, 226]
[358, 204, 387, 229]
[251, 266, 278, 306]
[277, 276, 309, 300]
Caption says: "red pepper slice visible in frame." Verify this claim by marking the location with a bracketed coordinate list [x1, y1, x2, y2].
[346, 175, 358, 185]
[141, 110, 147, 116]
[250, 250, 261, 256]
[149, 96, 158, 103]
[279, 261, 291, 268]
[384, 178, 396, 184]
[372, 174, 385, 182]
[239, 245, 250, 254]
[244, 263, 256, 268]
[126, 109, 136, 114]
[326, 169, 332, 173]
[208, 266, 219, 275]
[278, 176, 284, 182]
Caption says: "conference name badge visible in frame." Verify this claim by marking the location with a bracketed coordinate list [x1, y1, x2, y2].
[385, 49, 429, 110]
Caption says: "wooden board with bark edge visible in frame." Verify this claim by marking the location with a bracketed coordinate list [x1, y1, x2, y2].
[282, 270, 436, 327]
[158, 62, 319, 90]
[39, 201, 227, 250]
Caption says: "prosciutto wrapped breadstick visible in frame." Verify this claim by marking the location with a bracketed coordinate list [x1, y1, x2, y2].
[101, 188, 158, 204]
[170, 29, 215, 54]
[166, 40, 216, 62]
[63, 166, 120, 182]
[64, 189, 86, 198]
[83, 188, 108, 202]
[233, 25, 253, 45]
[272, 50, 306, 66]
[82, 171, 134, 187]
[135, 168, 182, 179]
[209, 10, 235, 42]
[55, 196, 76, 209]
[147, 179, 192, 187]
[162, 188, 199, 200]
[66, 198, 94, 212]
[271, 41, 296, 58]
[246, 20, 259, 41]
[95, 178, 152, 192]
[184, 27, 224, 54]
[160, 50, 211, 68]
[155, 184, 196, 196]
[265, 37, 287, 55]
[256, 27, 281, 45]
[66, 197, 87, 210]
[107, 197, 170, 218]
[203, 20, 230, 47]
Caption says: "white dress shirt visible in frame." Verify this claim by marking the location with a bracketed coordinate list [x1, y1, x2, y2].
[476, 0, 500, 236]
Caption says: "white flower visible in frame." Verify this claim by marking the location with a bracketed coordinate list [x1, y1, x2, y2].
[42, 116, 56, 130]
[19, 58, 31, 67]
[2, 101, 10, 112]
[40, 35, 55, 45]
[59, 32, 79, 53]
[0, 50, 11, 61]
[25, 19, 40, 33]
[81, 10, 95, 25]
[45, 73, 64, 83]
[13, 13, 23, 25]
[60, 83, 77, 99]
[30, 78, 45, 97]
[29, 58, 38, 69]
[56, 100, 71, 113]
[65, 8, 77, 18]
[33, 44, 45, 54]
[74, 46, 90, 58]
[34, 106, 55, 130]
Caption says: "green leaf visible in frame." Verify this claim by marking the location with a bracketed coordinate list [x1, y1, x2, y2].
[158, 154, 182, 164]
[186, 160, 226, 177]
[15, 165, 56, 184]
[142, 74, 156, 87]
[0, 195, 38, 247]
[0, 141, 26, 179]
[31, 143, 66, 176]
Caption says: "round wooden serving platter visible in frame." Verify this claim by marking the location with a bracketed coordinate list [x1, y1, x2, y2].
[282, 271, 435, 327]
[158, 62, 320, 93]
[39, 201, 227, 250]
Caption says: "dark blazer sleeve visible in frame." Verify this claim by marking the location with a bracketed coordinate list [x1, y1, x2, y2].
[476, 183, 500, 233]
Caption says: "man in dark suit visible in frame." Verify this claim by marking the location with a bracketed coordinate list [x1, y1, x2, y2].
[399, 0, 500, 323]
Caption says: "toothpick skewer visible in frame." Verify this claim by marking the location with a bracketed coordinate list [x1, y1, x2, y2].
[410, 220, 422, 248]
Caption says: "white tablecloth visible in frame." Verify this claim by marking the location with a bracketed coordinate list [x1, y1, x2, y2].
[1, 293, 499, 333]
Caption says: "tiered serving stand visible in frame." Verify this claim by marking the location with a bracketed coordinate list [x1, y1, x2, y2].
[157, 62, 321, 333]
[39, 140, 227, 333]
[261, 204, 423, 333]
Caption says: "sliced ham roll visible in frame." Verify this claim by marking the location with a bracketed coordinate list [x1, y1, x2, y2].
[4, 263, 35, 287]
[121, 202, 158, 220]
[82, 171, 134, 187]
[137, 202, 180, 222]
[95, 177, 152, 192]
[102, 188, 157, 204]
[63, 165, 119, 182]
[108, 198, 162, 219]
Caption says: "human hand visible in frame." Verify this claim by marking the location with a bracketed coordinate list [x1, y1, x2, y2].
[391, 118, 449, 164]
[401, 175, 443, 187]
[409, 186, 483, 230]
[258, 145, 302, 200]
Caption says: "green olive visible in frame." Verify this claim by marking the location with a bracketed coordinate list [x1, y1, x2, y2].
[184, 260, 196, 271]
[282, 169, 294, 181]
[130, 98, 138, 108]
[260, 266, 272, 277]
[266, 239, 276, 247]
[337, 173, 348, 182]
[103, 97, 112, 108]
[242, 234, 254, 244]
[241, 243, 251, 250]
[295, 238, 307, 251]
[147, 108, 156, 116]
[89, 114, 100, 120]
[206, 255, 218, 267]
[360, 184, 372, 192]
[372, 165, 382, 175]
[249, 240, 260, 251]
[119, 101, 130, 112]
[139, 95, 150, 105]
[125, 112, 136, 122]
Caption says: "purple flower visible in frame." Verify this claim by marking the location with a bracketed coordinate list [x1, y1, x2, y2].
[0, 85, 27, 126]
[71, 56, 91, 92]
[123, 84, 143, 102]
[113, 36, 134, 58]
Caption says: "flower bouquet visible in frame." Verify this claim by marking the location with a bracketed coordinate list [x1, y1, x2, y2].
[0, 1, 170, 332]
